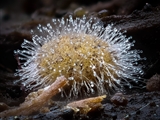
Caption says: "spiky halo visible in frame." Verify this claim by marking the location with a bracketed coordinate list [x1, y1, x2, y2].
[15, 15, 145, 99]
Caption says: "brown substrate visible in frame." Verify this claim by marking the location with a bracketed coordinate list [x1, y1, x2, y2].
[0, 0, 160, 120]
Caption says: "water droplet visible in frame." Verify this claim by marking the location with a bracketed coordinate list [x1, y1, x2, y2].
[68, 77, 74, 80]
[58, 88, 61, 92]
[14, 73, 18, 76]
[90, 82, 94, 87]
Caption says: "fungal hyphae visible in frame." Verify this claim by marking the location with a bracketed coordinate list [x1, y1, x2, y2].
[14, 15, 145, 98]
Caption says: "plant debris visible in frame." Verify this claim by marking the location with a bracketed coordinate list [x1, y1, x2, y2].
[66, 95, 106, 114]
[0, 76, 68, 117]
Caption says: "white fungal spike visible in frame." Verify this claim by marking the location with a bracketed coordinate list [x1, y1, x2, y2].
[15, 15, 145, 99]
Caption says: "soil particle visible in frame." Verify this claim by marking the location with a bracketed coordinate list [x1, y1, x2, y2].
[110, 92, 128, 106]
[146, 74, 160, 91]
